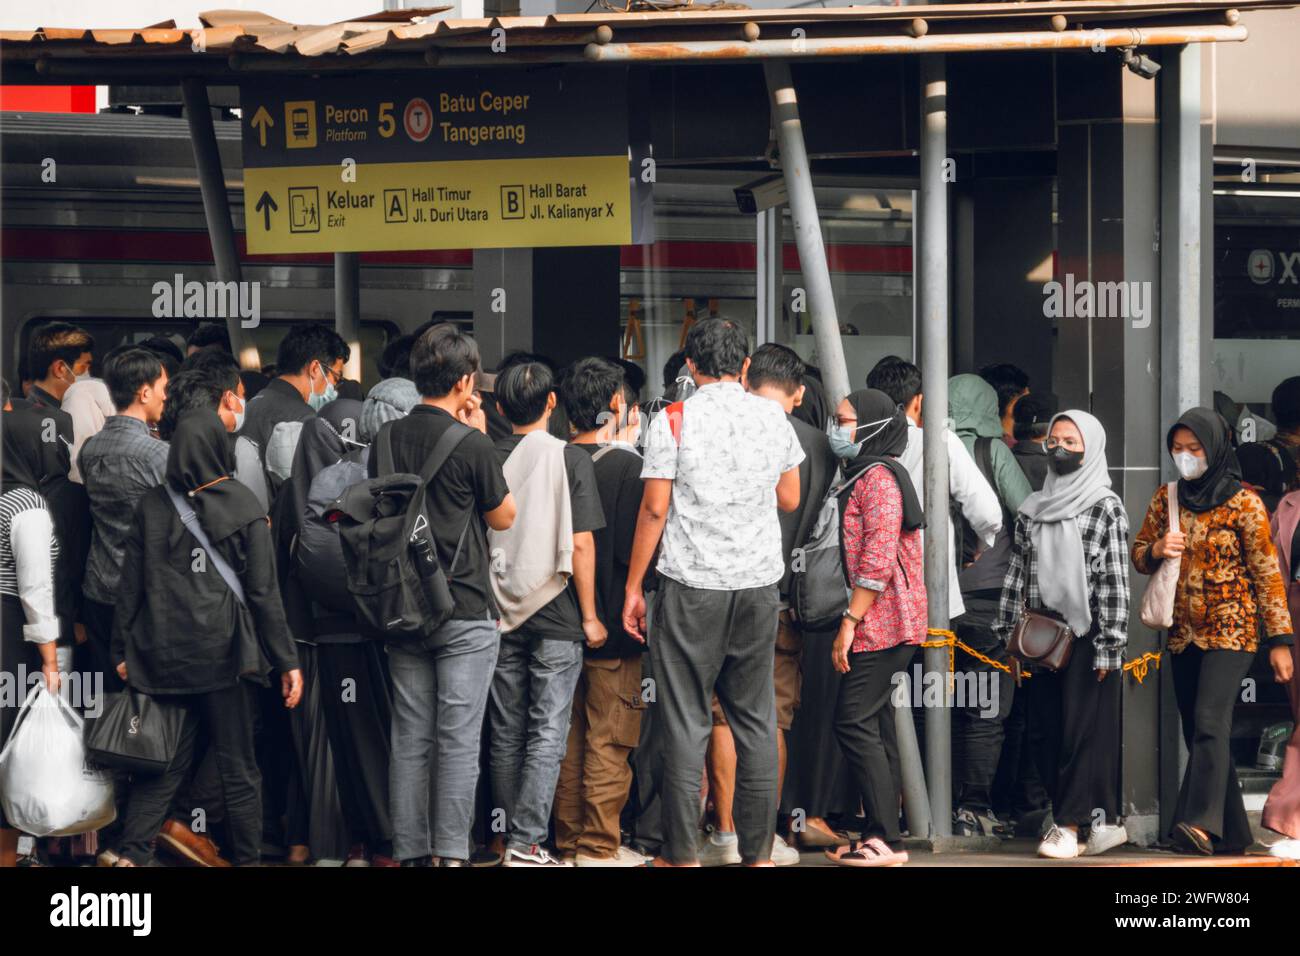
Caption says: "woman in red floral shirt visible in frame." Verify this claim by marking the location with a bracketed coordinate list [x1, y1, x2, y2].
[826, 388, 926, 867]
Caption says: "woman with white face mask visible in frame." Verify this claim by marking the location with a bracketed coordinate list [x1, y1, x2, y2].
[1133, 407, 1295, 855]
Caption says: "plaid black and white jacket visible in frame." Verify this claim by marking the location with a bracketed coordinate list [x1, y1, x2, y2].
[992, 495, 1131, 672]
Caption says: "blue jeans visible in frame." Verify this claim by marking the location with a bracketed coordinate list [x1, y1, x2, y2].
[488, 630, 584, 850]
[386, 617, 499, 862]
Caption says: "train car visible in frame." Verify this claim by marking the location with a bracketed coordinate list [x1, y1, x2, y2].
[1, 107, 916, 392]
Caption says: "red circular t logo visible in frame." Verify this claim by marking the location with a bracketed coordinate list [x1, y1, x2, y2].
[404, 98, 432, 143]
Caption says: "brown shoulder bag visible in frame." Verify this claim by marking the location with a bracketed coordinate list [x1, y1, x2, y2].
[1006, 605, 1074, 684]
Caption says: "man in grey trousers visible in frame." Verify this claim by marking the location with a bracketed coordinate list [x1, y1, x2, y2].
[622, 318, 803, 866]
[370, 327, 517, 866]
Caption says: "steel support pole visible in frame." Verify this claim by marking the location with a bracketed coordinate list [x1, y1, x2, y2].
[763, 60, 850, 406]
[919, 53, 952, 838]
[181, 77, 260, 370]
[1159, 45, 1203, 435]
[335, 252, 362, 383]
[755, 207, 780, 347]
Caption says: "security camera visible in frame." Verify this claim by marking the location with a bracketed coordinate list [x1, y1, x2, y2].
[734, 175, 788, 215]
[1120, 46, 1160, 80]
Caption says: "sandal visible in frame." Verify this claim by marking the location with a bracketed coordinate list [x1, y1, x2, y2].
[1171, 822, 1213, 856]
[823, 840, 862, 862]
[835, 837, 908, 867]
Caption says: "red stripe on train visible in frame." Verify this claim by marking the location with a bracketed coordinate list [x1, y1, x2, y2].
[1, 228, 912, 274]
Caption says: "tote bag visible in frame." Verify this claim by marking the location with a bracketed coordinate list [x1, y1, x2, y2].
[1139, 482, 1180, 630]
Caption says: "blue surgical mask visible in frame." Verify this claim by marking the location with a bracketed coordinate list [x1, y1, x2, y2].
[308, 366, 337, 412]
[827, 416, 892, 460]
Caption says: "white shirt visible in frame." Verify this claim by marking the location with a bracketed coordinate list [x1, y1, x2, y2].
[0, 492, 61, 644]
[642, 381, 804, 590]
[899, 421, 1001, 619]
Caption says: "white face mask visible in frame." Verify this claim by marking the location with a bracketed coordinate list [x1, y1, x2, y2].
[1173, 450, 1207, 481]
[228, 393, 246, 433]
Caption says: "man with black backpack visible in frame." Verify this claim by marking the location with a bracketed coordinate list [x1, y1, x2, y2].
[365, 327, 516, 867]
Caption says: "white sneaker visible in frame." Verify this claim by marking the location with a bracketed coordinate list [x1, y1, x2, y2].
[696, 830, 742, 867]
[1037, 825, 1080, 859]
[1083, 823, 1128, 857]
[771, 834, 800, 866]
[1268, 839, 1300, 860]
[503, 844, 573, 867]
[575, 845, 648, 868]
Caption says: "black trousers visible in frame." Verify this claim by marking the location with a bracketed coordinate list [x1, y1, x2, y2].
[951, 595, 1015, 813]
[991, 683, 1051, 819]
[77, 597, 125, 697]
[833, 642, 913, 846]
[118, 682, 262, 866]
[1026, 636, 1121, 827]
[1171, 644, 1254, 849]
[317, 642, 394, 851]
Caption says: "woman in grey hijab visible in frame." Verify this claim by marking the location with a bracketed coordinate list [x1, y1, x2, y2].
[993, 410, 1132, 860]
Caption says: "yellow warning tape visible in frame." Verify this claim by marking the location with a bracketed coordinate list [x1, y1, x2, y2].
[921, 627, 1162, 684]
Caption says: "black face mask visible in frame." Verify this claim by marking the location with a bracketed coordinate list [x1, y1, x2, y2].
[1048, 445, 1084, 476]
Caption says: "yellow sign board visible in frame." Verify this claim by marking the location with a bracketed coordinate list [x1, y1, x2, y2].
[244, 155, 631, 254]
[240, 73, 636, 254]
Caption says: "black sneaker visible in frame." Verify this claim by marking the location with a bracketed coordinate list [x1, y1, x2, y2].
[399, 855, 433, 867]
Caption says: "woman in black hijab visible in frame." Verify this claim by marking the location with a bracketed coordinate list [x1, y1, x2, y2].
[110, 409, 303, 867]
[277, 398, 394, 865]
[0, 409, 64, 865]
[1133, 407, 1294, 855]
[824, 388, 926, 867]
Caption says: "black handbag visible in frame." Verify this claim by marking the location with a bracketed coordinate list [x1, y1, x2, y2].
[84, 689, 186, 775]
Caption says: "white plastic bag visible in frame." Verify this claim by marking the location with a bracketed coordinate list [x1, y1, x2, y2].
[0, 684, 116, 837]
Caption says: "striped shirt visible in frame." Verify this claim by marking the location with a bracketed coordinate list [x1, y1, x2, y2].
[0, 487, 61, 643]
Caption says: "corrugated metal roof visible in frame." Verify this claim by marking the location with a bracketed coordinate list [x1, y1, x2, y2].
[0, 1, 1290, 69]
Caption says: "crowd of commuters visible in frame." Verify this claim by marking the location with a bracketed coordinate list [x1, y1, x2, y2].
[1, 316, 1299, 868]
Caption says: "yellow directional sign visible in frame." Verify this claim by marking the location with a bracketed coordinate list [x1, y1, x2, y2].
[240, 72, 635, 254]
[244, 156, 630, 253]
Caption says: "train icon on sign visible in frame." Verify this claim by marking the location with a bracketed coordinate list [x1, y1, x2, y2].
[404, 98, 433, 143]
[284, 100, 317, 149]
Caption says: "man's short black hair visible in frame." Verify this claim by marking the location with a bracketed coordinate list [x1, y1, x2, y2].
[608, 357, 646, 400]
[28, 321, 95, 381]
[561, 357, 625, 433]
[979, 362, 1031, 416]
[104, 348, 165, 411]
[1012, 392, 1058, 442]
[495, 361, 554, 427]
[276, 323, 350, 376]
[661, 349, 688, 391]
[410, 326, 480, 398]
[159, 369, 227, 440]
[684, 318, 748, 379]
[182, 346, 242, 394]
[867, 355, 922, 407]
[498, 350, 556, 375]
[747, 343, 805, 395]
[379, 334, 416, 380]
[186, 323, 233, 354]
[139, 335, 184, 379]
[1272, 375, 1300, 430]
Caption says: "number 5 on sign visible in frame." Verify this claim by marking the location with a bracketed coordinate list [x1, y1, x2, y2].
[378, 102, 395, 139]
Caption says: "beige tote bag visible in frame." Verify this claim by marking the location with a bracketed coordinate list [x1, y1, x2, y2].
[1139, 481, 1180, 630]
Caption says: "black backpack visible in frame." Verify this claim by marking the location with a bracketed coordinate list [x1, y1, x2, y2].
[295, 448, 369, 617]
[791, 462, 879, 632]
[328, 421, 473, 640]
[952, 435, 1010, 567]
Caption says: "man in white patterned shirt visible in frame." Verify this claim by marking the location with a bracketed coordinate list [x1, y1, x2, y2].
[622, 317, 803, 867]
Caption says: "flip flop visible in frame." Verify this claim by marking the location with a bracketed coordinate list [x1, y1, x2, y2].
[1171, 822, 1213, 856]
[835, 837, 908, 867]
[822, 840, 863, 862]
